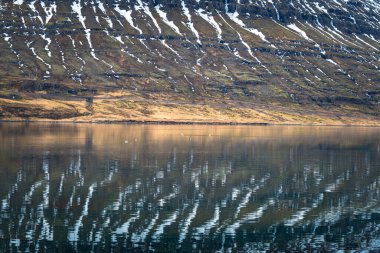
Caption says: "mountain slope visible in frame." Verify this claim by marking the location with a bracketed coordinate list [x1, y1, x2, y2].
[0, 0, 380, 124]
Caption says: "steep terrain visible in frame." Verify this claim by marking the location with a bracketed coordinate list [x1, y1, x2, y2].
[0, 0, 380, 124]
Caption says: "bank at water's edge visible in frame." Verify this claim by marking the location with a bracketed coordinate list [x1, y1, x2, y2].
[1, 94, 379, 126]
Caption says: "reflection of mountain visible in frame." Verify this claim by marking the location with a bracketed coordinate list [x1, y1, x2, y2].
[1, 123, 380, 251]
[0, 0, 380, 123]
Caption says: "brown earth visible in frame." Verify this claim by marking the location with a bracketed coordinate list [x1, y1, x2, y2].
[1, 90, 379, 126]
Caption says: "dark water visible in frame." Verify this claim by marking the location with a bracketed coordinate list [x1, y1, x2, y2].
[1, 123, 380, 252]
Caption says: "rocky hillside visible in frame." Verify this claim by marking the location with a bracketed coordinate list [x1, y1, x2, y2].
[0, 0, 380, 124]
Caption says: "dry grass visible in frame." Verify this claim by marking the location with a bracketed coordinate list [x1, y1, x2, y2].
[1, 92, 380, 126]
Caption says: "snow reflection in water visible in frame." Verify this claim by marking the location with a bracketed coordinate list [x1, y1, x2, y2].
[0, 123, 380, 252]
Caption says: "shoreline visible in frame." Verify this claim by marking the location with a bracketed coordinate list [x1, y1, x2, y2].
[2, 92, 380, 127]
[1, 118, 380, 127]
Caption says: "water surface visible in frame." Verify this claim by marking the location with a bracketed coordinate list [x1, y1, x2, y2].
[1, 123, 380, 252]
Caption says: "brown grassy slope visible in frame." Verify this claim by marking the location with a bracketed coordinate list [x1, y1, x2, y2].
[1, 3, 380, 124]
[1, 90, 379, 125]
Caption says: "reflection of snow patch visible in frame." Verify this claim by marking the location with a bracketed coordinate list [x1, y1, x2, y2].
[151, 211, 178, 242]
[115, 211, 141, 235]
[68, 183, 97, 242]
[178, 202, 199, 244]
[131, 212, 159, 244]
[195, 206, 219, 237]
[284, 193, 324, 226]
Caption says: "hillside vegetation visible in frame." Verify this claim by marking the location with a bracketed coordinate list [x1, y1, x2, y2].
[0, 0, 380, 124]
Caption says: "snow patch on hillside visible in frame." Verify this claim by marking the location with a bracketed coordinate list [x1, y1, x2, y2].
[136, 0, 161, 33]
[287, 23, 311, 41]
[155, 5, 181, 35]
[41, 1, 57, 25]
[115, 5, 142, 34]
[196, 9, 222, 41]
[227, 11, 269, 44]
[72, 0, 99, 60]
[181, 1, 201, 44]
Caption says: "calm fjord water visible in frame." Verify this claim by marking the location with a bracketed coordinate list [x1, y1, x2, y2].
[1, 123, 380, 252]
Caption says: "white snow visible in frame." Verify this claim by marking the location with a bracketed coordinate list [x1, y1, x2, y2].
[329, 22, 363, 48]
[136, 0, 161, 33]
[41, 1, 57, 25]
[98, 2, 113, 28]
[97, 2, 106, 14]
[287, 23, 311, 41]
[350, 15, 357, 24]
[68, 35, 86, 70]
[227, 11, 269, 44]
[267, 0, 280, 20]
[218, 13, 262, 63]
[113, 14, 158, 56]
[155, 4, 181, 35]
[181, 1, 201, 44]
[303, 1, 316, 14]
[27, 42, 50, 69]
[365, 34, 380, 45]
[307, 22, 338, 44]
[314, 2, 328, 14]
[71, 1, 85, 28]
[27, 40, 52, 78]
[239, 33, 262, 62]
[21, 17, 27, 28]
[315, 25, 347, 45]
[161, 39, 181, 57]
[121, 48, 143, 63]
[85, 30, 99, 60]
[40, 218, 53, 241]
[28, 1, 44, 24]
[41, 34, 52, 57]
[326, 59, 339, 66]
[3, 33, 10, 42]
[114, 35, 124, 45]
[14, 0, 24, 5]
[72, 1, 99, 60]
[354, 34, 379, 51]
[115, 5, 142, 34]
[196, 8, 222, 41]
